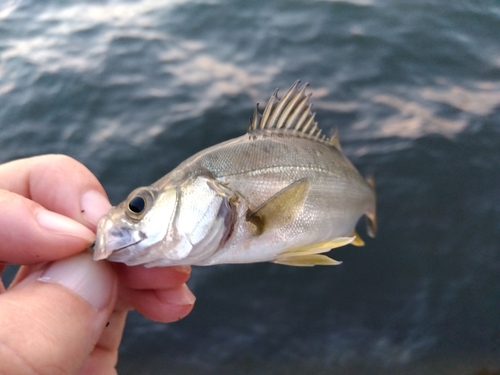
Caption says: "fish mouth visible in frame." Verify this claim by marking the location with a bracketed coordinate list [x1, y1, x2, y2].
[93, 218, 146, 261]
[108, 236, 145, 253]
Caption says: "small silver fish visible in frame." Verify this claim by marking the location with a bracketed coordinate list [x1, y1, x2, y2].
[93, 82, 377, 267]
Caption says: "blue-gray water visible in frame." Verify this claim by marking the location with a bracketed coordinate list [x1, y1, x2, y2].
[1, 0, 500, 374]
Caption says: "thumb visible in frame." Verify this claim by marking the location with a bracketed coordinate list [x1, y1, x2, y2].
[0, 253, 118, 375]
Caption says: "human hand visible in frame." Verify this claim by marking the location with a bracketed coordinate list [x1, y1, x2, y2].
[0, 155, 195, 375]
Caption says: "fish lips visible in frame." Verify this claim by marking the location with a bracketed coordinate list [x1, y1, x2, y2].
[93, 219, 146, 262]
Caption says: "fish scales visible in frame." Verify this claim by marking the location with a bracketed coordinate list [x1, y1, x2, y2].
[93, 82, 377, 267]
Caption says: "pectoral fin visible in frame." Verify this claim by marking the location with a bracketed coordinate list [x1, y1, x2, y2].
[273, 236, 354, 266]
[246, 179, 309, 235]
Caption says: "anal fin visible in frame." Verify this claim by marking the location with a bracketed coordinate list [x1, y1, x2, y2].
[350, 231, 365, 246]
[274, 236, 354, 267]
[274, 254, 341, 267]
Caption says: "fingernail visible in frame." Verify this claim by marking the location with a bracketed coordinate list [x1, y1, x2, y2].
[157, 283, 196, 305]
[172, 265, 191, 274]
[37, 210, 95, 242]
[38, 253, 115, 310]
[81, 190, 111, 227]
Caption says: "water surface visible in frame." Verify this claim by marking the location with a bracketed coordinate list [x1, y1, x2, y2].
[1, 1, 500, 374]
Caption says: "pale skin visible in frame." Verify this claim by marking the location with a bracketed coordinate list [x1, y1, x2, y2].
[0, 155, 196, 375]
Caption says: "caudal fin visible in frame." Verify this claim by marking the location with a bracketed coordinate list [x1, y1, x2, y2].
[365, 174, 377, 238]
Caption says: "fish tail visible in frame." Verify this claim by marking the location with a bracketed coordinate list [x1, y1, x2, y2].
[365, 174, 377, 237]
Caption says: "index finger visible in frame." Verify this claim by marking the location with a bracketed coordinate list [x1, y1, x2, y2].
[0, 155, 111, 264]
[0, 154, 110, 229]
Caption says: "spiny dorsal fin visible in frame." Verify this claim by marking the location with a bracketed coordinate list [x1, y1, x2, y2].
[247, 81, 340, 149]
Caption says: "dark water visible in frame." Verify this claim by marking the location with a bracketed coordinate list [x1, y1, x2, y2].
[1, 0, 500, 374]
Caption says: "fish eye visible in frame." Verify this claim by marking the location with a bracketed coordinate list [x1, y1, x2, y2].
[125, 189, 154, 220]
[128, 196, 145, 214]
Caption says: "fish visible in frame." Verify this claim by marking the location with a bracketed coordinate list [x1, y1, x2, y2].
[93, 81, 377, 267]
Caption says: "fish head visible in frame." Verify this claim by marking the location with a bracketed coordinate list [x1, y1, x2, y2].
[93, 176, 235, 267]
